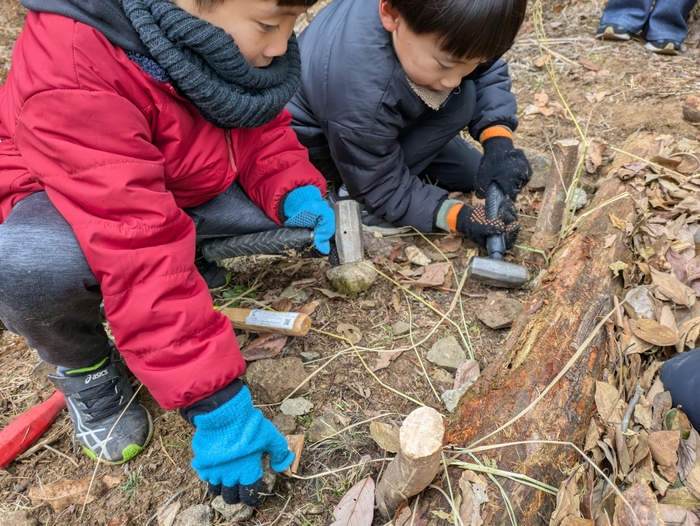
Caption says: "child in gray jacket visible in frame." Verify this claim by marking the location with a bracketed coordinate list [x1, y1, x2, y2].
[288, 0, 531, 248]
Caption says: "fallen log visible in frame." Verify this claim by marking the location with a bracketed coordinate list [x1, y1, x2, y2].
[423, 132, 662, 524]
[530, 138, 581, 255]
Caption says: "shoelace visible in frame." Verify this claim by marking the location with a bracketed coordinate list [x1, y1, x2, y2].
[77, 377, 129, 422]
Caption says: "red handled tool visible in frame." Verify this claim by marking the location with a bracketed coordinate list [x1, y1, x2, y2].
[0, 390, 66, 469]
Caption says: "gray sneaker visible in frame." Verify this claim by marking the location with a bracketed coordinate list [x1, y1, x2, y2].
[49, 353, 152, 464]
[327, 184, 412, 235]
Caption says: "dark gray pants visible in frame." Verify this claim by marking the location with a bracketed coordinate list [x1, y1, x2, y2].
[0, 184, 277, 369]
[313, 135, 482, 193]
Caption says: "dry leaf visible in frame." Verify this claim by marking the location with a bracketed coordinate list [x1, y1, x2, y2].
[659, 504, 700, 526]
[270, 297, 293, 312]
[28, 476, 122, 511]
[648, 431, 681, 483]
[579, 57, 599, 71]
[434, 235, 463, 253]
[613, 482, 664, 525]
[329, 476, 375, 526]
[610, 213, 628, 230]
[107, 515, 132, 526]
[629, 318, 680, 346]
[157, 501, 180, 526]
[373, 350, 403, 372]
[604, 234, 617, 248]
[458, 470, 489, 526]
[298, 300, 320, 316]
[337, 323, 362, 344]
[586, 138, 607, 173]
[610, 261, 629, 277]
[652, 268, 697, 307]
[315, 288, 345, 299]
[240, 333, 287, 361]
[677, 317, 700, 352]
[454, 360, 480, 390]
[369, 421, 400, 453]
[595, 381, 620, 422]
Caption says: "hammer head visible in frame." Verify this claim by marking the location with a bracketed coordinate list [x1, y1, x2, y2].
[334, 200, 365, 264]
[467, 256, 528, 288]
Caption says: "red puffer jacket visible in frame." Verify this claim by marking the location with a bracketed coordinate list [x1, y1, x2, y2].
[0, 12, 325, 410]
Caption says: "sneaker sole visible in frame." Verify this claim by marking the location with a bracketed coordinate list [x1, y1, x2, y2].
[596, 26, 631, 41]
[82, 410, 154, 465]
[644, 42, 678, 55]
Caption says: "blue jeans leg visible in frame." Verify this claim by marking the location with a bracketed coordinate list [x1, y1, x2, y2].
[645, 0, 697, 42]
[600, 0, 654, 33]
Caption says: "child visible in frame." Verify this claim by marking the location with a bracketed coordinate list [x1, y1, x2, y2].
[596, 0, 697, 55]
[0, 0, 333, 507]
[287, 0, 531, 246]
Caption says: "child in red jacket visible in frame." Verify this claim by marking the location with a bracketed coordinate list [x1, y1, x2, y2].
[0, 0, 332, 507]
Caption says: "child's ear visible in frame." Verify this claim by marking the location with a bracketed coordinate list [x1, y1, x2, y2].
[378, 0, 400, 33]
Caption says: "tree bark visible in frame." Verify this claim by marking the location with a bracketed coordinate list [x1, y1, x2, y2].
[424, 132, 661, 525]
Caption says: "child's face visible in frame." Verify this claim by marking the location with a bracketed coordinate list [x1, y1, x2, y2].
[173, 0, 308, 68]
[379, 1, 484, 91]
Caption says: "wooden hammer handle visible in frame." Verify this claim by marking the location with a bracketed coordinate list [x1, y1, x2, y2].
[220, 308, 311, 336]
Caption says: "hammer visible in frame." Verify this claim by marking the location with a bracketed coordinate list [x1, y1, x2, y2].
[466, 183, 528, 288]
[200, 200, 364, 267]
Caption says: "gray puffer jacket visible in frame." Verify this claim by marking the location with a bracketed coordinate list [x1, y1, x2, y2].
[287, 0, 519, 232]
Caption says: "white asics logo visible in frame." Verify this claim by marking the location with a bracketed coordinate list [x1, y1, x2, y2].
[85, 369, 109, 384]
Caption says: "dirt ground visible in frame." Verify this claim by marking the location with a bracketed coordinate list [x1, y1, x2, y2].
[1, 1, 700, 525]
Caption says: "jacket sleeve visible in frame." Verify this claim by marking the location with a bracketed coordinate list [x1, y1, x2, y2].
[467, 59, 519, 141]
[323, 119, 448, 233]
[236, 110, 327, 224]
[14, 90, 245, 410]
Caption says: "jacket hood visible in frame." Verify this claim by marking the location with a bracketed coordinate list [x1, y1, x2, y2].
[20, 0, 149, 55]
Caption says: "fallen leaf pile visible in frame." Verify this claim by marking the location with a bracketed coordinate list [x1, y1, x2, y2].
[552, 133, 700, 524]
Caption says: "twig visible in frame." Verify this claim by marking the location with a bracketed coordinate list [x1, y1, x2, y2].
[43, 444, 79, 468]
[621, 382, 643, 433]
[144, 489, 187, 526]
[160, 435, 176, 466]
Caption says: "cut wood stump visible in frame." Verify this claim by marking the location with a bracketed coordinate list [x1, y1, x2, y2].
[375, 406, 445, 518]
[422, 132, 662, 524]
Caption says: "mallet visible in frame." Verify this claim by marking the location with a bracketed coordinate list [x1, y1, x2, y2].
[466, 183, 528, 288]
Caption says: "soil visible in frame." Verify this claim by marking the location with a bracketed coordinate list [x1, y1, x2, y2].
[1, 1, 699, 525]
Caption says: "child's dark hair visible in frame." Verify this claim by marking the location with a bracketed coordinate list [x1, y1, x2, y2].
[195, 0, 319, 11]
[389, 0, 528, 60]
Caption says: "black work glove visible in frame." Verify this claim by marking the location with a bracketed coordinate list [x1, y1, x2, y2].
[455, 199, 520, 250]
[474, 136, 532, 201]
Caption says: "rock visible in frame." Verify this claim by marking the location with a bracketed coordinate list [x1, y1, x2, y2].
[404, 245, 431, 266]
[430, 368, 455, 387]
[300, 351, 320, 362]
[363, 233, 407, 260]
[442, 382, 472, 413]
[327, 261, 377, 297]
[281, 286, 308, 303]
[392, 321, 411, 336]
[280, 397, 313, 416]
[1, 510, 39, 526]
[245, 357, 308, 404]
[682, 95, 700, 123]
[272, 414, 297, 435]
[211, 498, 253, 523]
[359, 299, 377, 310]
[522, 147, 551, 191]
[308, 413, 338, 442]
[477, 293, 523, 330]
[624, 286, 658, 320]
[568, 187, 588, 211]
[174, 505, 213, 526]
[427, 336, 466, 372]
[369, 421, 400, 453]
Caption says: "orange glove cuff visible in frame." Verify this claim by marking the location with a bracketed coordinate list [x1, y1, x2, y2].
[479, 126, 514, 143]
[446, 203, 464, 232]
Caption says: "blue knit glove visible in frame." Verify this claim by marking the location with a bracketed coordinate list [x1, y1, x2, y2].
[282, 186, 335, 254]
[191, 387, 294, 507]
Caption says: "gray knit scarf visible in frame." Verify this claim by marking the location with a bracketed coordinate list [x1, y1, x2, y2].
[120, 0, 301, 129]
